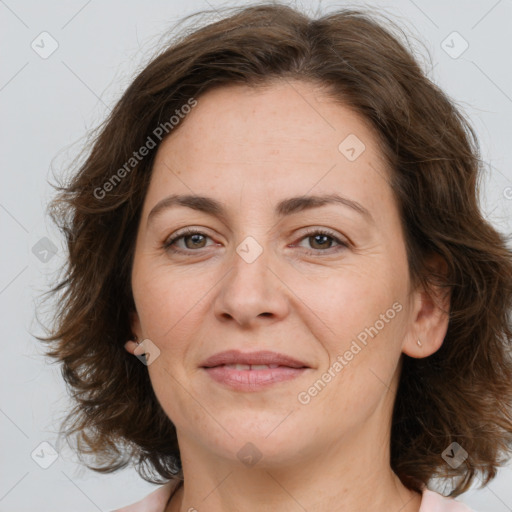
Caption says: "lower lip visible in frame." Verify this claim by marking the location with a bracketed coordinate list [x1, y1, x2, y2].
[202, 366, 308, 391]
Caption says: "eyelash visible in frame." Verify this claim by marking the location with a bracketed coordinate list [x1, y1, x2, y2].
[162, 227, 349, 256]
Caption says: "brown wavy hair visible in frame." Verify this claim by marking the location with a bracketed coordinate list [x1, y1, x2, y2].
[37, 2, 512, 497]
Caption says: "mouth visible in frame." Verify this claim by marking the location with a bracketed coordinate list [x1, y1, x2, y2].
[200, 350, 310, 391]
[200, 350, 309, 369]
[215, 363, 289, 370]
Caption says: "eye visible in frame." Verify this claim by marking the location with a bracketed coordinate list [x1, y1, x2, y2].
[163, 228, 216, 253]
[162, 227, 349, 255]
[293, 228, 349, 254]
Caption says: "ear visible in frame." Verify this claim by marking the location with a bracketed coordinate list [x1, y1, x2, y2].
[124, 310, 143, 355]
[402, 252, 451, 359]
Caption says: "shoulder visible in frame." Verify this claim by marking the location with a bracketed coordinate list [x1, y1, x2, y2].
[420, 488, 477, 512]
[110, 480, 180, 512]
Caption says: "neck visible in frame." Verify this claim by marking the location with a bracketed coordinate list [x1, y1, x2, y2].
[167, 433, 422, 512]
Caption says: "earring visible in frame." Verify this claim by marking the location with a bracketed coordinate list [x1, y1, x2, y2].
[417, 338, 422, 347]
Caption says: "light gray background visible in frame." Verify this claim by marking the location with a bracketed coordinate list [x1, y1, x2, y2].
[1, 0, 511, 510]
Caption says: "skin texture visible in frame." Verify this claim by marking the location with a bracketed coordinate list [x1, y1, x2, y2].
[126, 80, 450, 512]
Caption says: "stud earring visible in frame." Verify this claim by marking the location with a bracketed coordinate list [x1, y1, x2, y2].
[417, 338, 422, 347]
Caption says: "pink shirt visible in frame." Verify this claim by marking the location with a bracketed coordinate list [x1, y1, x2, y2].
[111, 481, 476, 511]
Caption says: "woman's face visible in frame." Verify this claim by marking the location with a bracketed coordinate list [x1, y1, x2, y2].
[128, 80, 445, 468]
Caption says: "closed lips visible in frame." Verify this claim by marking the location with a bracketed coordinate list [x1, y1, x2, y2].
[223, 363, 282, 370]
[200, 350, 309, 369]
[201, 350, 311, 391]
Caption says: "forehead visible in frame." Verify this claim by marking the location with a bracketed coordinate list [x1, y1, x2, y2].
[144, 80, 393, 219]
[159, 80, 384, 162]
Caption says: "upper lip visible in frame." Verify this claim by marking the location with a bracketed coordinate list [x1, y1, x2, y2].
[200, 350, 309, 368]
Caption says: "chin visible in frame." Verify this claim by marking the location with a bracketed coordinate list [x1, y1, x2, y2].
[194, 413, 317, 466]
[215, 435, 313, 469]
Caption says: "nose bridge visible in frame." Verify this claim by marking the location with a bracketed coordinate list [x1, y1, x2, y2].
[215, 232, 288, 325]
[229, 233, 273, 299]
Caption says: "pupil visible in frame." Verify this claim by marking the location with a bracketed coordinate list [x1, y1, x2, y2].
[312, 235, 330, 248]
[187, 234, 205, 248]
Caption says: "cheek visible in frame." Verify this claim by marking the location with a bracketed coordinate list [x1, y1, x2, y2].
[298, 263, 405, 343]
[298, 280, 406, 428]
[295, 264, 408, 413]
[133, 260, 213, 340]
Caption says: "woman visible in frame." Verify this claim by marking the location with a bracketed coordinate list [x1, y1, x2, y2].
[39, 3, 512, 511]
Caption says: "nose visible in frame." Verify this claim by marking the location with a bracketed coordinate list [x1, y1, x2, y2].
[214, 241, 290, 328]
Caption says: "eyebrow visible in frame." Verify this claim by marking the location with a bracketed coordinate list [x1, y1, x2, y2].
[147, 193, 374, 227]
